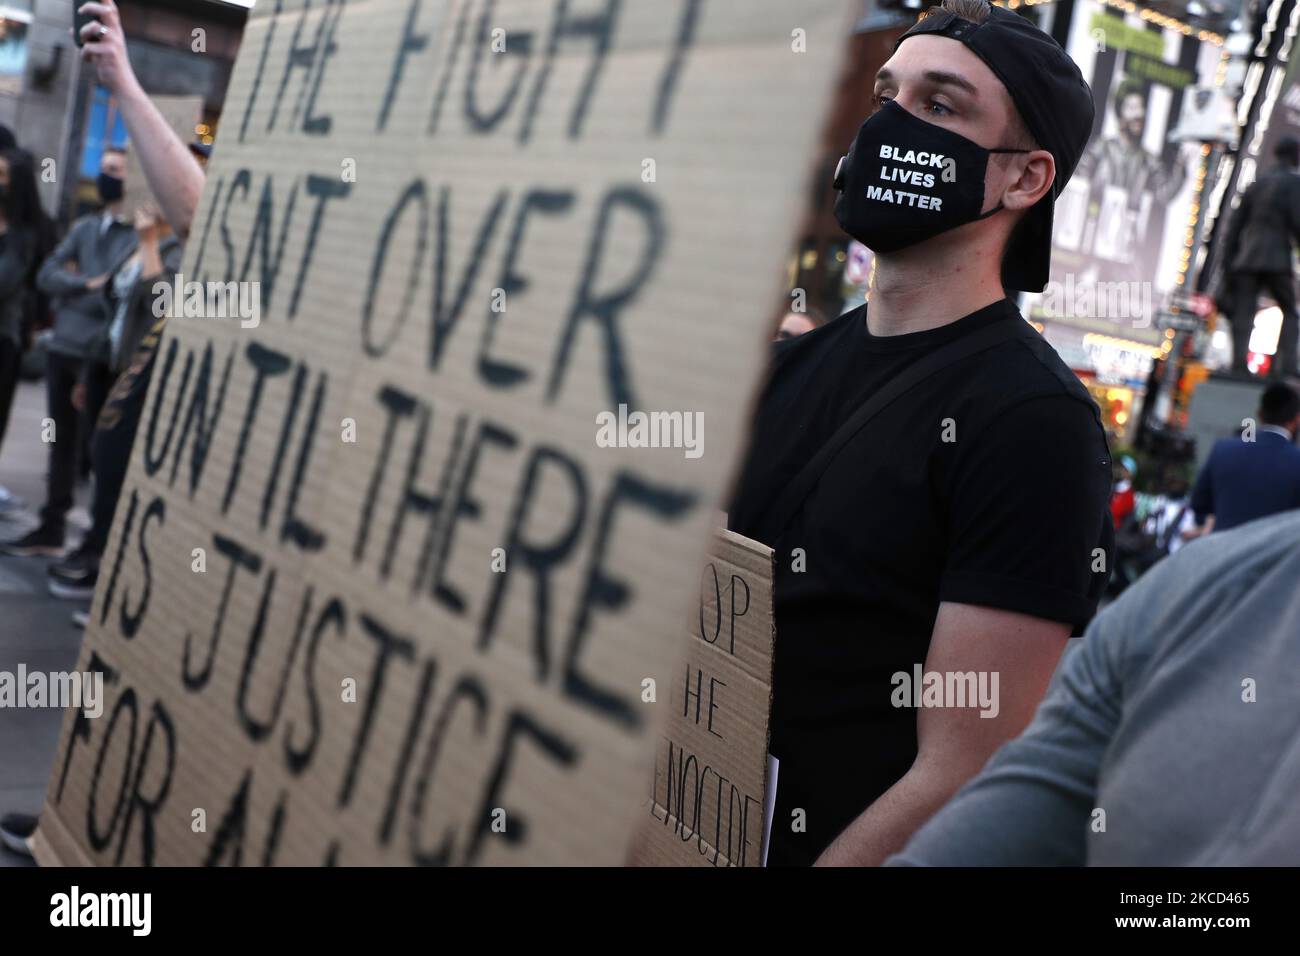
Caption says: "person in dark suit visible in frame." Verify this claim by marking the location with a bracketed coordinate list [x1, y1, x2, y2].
[1189, 382, 1300, 533]
[1222, 137, 1300, 377]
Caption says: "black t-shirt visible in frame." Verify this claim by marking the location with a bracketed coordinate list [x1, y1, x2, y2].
[727, 297, 1114, 867]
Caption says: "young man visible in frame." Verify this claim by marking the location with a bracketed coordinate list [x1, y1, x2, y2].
[44, 203, 184, 602]
[727, 0, 1113, 866]
[0, 148, 136, 556]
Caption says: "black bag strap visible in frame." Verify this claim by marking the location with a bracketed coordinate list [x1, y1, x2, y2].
[764, 317, 1026, 540]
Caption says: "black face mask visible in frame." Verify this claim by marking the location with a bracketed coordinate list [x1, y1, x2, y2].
[833, 101, 1028, 254]
[97, 172, 124, 205]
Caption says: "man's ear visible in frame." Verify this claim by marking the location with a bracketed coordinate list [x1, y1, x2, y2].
[1001, 149, 1055, 212]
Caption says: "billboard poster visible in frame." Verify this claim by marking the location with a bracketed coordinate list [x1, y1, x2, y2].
[1047, 2, 1220, 305]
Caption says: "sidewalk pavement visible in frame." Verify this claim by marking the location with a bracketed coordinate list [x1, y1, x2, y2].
[0, 379, 93, 867]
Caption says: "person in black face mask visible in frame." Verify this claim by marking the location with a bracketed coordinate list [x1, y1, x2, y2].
[0, 147, 57, 516]
[1, 148, 136, 557]
[727, 0, 1115, 866]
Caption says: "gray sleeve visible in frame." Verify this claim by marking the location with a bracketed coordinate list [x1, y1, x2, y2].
[130, 241, 184, 325]
[37, 219, 91, 296]
[885, 614, 1127, 866]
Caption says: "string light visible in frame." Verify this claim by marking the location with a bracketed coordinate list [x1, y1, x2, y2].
[995, 0, 1228, 45]
[991, 0, 1074, 8]
[1084, 332, 1165, 359]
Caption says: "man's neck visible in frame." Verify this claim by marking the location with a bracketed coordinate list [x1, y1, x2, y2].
[104, 202, 124, 220]
[868, 246, 1009, 336]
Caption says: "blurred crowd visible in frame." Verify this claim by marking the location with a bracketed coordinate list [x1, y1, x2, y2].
[0, 0, 205, 859]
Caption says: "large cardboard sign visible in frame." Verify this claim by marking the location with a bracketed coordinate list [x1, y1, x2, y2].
[632, 528, 775, 867]
[33, 0, 848, 865]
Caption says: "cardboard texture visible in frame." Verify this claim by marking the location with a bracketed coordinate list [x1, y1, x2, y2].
[32, 0, 848, 866]
[122, 96, 204, 220]
[631, 528, 775, 867]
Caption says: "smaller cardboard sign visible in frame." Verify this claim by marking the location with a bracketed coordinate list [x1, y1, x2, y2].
[632, 528, 775, 867]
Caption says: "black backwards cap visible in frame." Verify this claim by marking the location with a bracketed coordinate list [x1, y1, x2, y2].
[897, 6, 1095, 292]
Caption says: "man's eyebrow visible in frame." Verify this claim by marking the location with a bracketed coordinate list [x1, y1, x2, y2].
[922, 69, 979, 95]
[874, 67, 979, 97]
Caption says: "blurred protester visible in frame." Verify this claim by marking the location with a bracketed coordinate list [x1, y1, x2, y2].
[1188, 382, 1300, 534]
[1220, 137, 1300, 378]
[1151, 472, 1197, 557]
[0, 0, 204, 563]
[0, 149, 135, 556]
[0, 124, 14, 151]
[1108, 469, 1195, 598]
[0, 147, 57, 516]
[775, 307, 827, 341]
[727, 0, 1112, 866]
[47, 204, 181, 600]
[888, 509, 1300, 865]
[0, 0, 205, 858]
[74, 1, 205, 239]
[1109, 454, 1137, 529]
